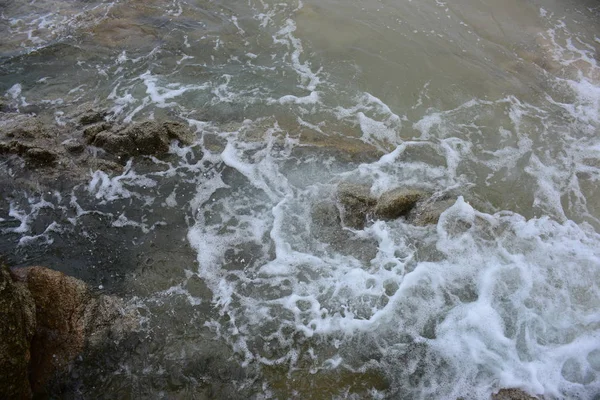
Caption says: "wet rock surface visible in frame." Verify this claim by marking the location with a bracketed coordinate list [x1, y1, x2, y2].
[492, 388, 539, 400]
[12, 266, 91, 394]
[336, 183, 377, 229]
[311, 201, 378, 262]
[374, 188, 428, 220]
[0, 264, 36, 400]
[1, 266, 139, 396]
[0, 109, 196, 188]
[79, 110, 108, 126]
[335, 183, 451, 229]
[84, 120, 195, 157]
[407, 197, 456, 226]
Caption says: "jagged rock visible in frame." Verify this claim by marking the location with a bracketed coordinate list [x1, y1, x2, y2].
[0, 114, 61, 168]
[0, 140, 58, 167]
[408, 198, 455, 226]
[23, 146, 59, 166]
[0, 264, 36, 399]
[310, 200, 378, 262]
[88, 158, 124, 173]
[1, 114, 55, 140]
[374, 188, 427, 220]
[85, 120, 195, 157]
[82, 123, 112, 142]
[83, 294, 139, 347]
[336, 183, 376, 229]
[492, 388, 539, 400]
[79, 110, 107, 126]
[11, 266, 139, 394]
[11, 267, 91, 393]
[62, 138, 85, 154]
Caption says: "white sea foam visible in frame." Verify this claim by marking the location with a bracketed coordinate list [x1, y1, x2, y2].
[88, 160, 157, 203]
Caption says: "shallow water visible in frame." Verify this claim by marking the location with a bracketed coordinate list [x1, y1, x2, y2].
[1, 0, 600, 398]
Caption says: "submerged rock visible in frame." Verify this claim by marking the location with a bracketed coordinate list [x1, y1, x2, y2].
[336, 183, 377, 229]
[79, 110, 108, 126]
[0, 141, 59, 167]
[0, 264, 36, 399]
[335, 183, 450, 228]
[374, 188, 427, 220]
[407, 197, 456, 226]
[62, 138, 85, 154]
[492, 388, 539, 400]
[85, 120, 195, 157]
[311, 200, 378, 262]
[82, 122, 112, 141]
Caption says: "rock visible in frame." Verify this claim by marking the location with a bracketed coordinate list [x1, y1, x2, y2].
[88, 158, 124, 173]
[492, 388, 539, 400]
[163, 121, 195, 144]
[407, 198, 455, 226]
[311, 200, 378, 262]
[85, 120, 195, 157]
[82, 123, 112, 142]
[11, 266, 91, 393]
[0, 114, 61, 168]
[336, 183, 377, 229]
[1, 115, 54, 140]
[374, 188, 427, 220]
[0, 140, 58, 167]
[62, 138, 85, 154]
[0, 264, 36, 399]
[82, 294, 139, 347]
[90, 129, 135, 154]
[11, 266, 139, 394]
[23, 146, 59, 166]
[79, 110, 107, 126]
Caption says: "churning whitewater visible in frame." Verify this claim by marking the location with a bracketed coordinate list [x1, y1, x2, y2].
[1, 0, 600, 398]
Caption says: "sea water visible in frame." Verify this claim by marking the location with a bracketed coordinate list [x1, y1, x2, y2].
[1, 0, 600, 398]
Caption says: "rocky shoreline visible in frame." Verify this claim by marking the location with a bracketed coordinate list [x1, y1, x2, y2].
[0, 107, 542, 399]
[0, 105, 196, 184]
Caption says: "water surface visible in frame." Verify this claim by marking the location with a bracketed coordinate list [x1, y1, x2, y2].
[1, 0, 600, 398]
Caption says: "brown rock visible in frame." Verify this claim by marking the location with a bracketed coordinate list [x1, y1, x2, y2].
[0, 264, 36, 399]
[10, 266, 138, 394]
[85, 120, 195, 157]
[408, 198, 455, 226]
[11, 267, 91, 393]
[62, 139, 85, 154]
[492, 388, 539, 400]
[90, 129, 136, 154]
[374, 188, 427, 220]
[336, 183, 376, 229]
[79, 110, 107, 126]
[23, 146, 58, 166]
[82, 123, 112, 142]
[0, 140, 58, 167]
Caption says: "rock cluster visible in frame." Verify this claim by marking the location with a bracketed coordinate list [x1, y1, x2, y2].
[335, 182, 453, 229]
[83, 119, 194, 157]
[0, 108, 196, 182]
[0, 265, 138, 398]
